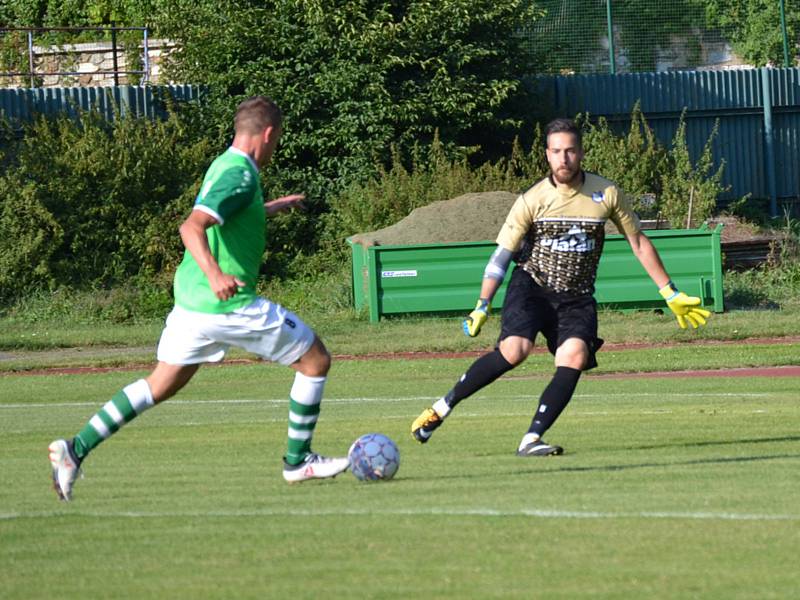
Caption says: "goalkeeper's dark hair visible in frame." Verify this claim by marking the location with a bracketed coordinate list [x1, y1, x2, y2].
[545, 118, 582, 149]
[234, 96, 283, 135]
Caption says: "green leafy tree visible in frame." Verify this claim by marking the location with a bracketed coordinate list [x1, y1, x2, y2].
[152, 1, 541, 186]
[698, 0, 799, 66]
[148, 0, 542, 274]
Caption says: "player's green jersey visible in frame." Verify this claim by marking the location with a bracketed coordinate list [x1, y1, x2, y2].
[173, 147, 265, 313]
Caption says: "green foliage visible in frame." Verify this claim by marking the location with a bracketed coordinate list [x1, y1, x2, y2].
[0, 175, 64, 298]
[0, 105, 212, 303]
[526, 0, 717, 73]
[306, 129, 548, 276]
[659, 113, 728, 227]
[152, 0, 541, 194]
[0, 0, 157, 26]
[580, 104, 668, 218]
[579, 107, 728, 226]
[698, 0, 799, 66]
[3, 281, 173, 325]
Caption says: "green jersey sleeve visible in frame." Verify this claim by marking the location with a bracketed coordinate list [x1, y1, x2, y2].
[195, 166, 259, 224]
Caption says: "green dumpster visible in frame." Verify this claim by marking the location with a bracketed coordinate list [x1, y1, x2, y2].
[348, 224, 723, 322]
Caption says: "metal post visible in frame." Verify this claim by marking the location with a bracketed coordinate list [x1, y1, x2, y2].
[111, 24, 120, 86]
[606, 0, 616, 75]
[27, 30, 35, 88]
[142, 27, 150, 83]
[761, 67, 778, 217]
[779, 0, 790, 68]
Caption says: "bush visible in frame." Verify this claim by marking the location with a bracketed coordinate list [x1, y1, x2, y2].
[581, 105, 728, 225]
[0, 106, 213, 303]
[303, 129, 549, 277]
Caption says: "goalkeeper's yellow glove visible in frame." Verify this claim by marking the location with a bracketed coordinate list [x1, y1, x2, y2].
[658, 281, 711, 329]
[463, 298, 490, 337]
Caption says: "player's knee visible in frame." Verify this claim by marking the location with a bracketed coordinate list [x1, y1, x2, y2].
[295, 337, 331, 377]
[555, 339, 589, 370]
[499, 340, 531, 366]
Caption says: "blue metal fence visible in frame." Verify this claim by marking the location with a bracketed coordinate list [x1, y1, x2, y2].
[529, 67, 800, 209]
[3, 71, 799, 210]
[0, 84, 202, 125]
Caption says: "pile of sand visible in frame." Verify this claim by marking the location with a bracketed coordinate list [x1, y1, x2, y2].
[349, 191, 517, 247]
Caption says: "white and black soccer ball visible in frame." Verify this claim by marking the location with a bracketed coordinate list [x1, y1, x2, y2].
[348, 433, 400, 481]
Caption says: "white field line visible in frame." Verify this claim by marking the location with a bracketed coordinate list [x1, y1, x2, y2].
[1, 507, 797, 522]
[0, 392, 773, 410]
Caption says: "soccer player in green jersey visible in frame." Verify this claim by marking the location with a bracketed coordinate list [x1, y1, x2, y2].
[412, 118, 711, 456]
[48, 96, 349, 501]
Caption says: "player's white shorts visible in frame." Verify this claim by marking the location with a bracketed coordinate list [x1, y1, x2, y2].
[156, 297, 315, 366]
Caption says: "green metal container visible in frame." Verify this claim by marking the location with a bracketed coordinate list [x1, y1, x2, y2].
[348, 224, 723, 322]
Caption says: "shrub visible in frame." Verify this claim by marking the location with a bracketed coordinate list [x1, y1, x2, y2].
[0, 105, 213, 302]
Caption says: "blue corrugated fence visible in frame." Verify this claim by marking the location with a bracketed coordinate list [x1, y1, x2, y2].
[530, 67, 800, 206]
[0, 85, 202, 124]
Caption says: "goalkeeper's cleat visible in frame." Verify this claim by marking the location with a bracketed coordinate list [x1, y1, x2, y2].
[516, 438, 564, 457]
[411, 407, 444, 443]
[282, 453, 349, 483]
[48, 438, 82, 501]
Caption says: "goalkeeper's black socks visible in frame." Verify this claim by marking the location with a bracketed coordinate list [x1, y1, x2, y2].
[440, 349, 515, 412]
[528, 366, 582, 436]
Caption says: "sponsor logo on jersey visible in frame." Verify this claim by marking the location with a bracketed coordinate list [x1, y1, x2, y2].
[539, 225, 596, 252]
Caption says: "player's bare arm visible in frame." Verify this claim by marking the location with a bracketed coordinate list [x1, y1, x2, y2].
[624, 230, 670, 288]
[624, 230, 711, 329]
[179, 209, 244, 301]
[265, 193, 305, 215]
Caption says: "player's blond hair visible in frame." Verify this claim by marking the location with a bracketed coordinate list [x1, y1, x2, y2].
[234, 96, 283, 135]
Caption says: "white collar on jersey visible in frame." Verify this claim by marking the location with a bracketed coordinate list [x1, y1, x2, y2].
[227, 146, 259, 174]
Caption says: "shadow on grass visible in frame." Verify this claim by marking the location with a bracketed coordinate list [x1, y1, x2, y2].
[406, 437, 800, 481]
[623, 435, 800, 451]
[532, 452, 800, 475]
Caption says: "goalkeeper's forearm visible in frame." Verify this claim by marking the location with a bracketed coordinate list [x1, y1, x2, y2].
[479, 245, 513, 301]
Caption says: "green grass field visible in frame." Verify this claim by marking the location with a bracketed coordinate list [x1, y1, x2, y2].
[1, 358, 798, 599]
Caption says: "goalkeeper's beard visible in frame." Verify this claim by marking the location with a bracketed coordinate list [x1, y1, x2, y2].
[552, 165, 580, 185]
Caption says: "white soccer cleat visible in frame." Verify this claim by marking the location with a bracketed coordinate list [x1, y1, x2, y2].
[282, 453, 350, 483]
[48, 439, 82, 501]
[516, 433, 564, 457]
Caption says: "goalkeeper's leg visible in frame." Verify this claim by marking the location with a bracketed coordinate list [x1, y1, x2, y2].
[517, 338, 586, 456]
[412, 338, 529, 443]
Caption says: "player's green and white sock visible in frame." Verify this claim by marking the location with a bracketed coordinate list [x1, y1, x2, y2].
[72, 379, 154, 459]
[285, 373, 325, 465]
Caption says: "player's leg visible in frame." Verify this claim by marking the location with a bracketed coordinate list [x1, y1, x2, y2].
[412, 268, 541, 443]
[411, 336, 528, 443]
[48, 305, 224, 501]
[517, 296, 600, 457]
[517, 338, 585, 456]
[48, 362, 199, 501]
[227, 298, 348, 482]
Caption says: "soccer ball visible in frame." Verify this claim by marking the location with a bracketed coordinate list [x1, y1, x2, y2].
[348, 433, 400, 481]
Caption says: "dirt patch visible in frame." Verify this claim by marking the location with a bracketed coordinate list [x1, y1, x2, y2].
[349, 191, 517, 247]
[4, 336, 800, 378]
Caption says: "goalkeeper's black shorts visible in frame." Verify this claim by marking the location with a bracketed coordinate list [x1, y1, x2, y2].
[498, 267, 604, 370]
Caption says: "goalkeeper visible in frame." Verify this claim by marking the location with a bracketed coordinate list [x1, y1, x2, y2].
[412, 118, 710, 456]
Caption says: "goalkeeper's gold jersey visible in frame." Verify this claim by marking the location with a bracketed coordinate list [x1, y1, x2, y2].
[496, 171, 641, 295]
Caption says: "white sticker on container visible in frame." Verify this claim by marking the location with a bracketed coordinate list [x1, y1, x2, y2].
[381, 270, 418, 278]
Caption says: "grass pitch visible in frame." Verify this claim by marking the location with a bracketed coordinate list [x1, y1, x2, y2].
[1, 359, 799, 599]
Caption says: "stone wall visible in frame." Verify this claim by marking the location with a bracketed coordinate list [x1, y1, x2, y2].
[6, 38, 176, 88]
